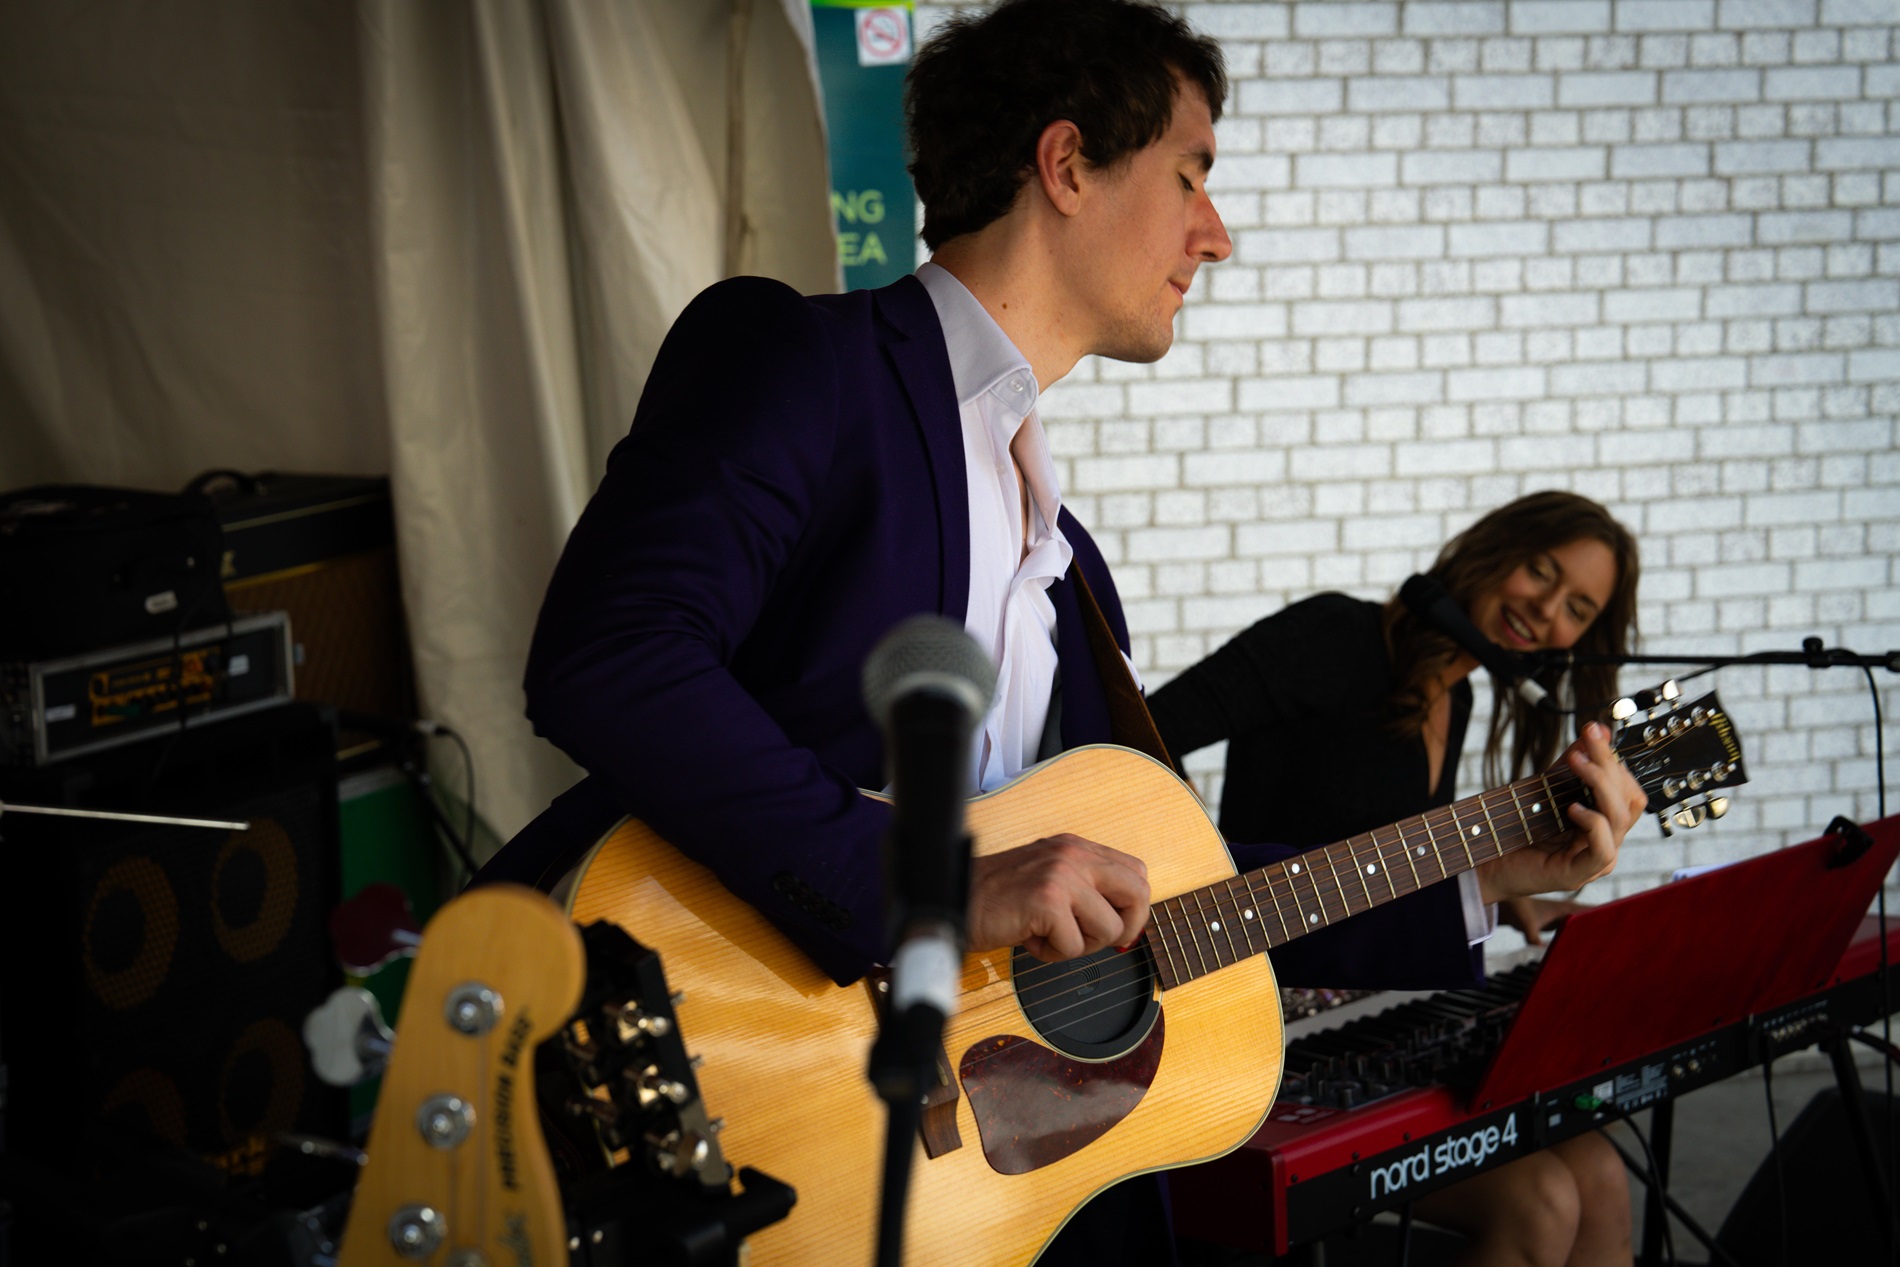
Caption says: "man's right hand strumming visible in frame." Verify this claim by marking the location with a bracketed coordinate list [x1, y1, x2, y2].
[966, 835, 1152, 962]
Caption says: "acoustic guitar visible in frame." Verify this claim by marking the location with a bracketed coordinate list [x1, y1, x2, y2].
[563, 688, 1746, 1266]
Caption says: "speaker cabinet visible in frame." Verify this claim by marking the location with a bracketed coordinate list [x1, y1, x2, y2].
[0, 704, 347, 1185]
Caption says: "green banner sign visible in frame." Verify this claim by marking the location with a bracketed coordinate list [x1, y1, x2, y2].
[811, 2, 916, 291]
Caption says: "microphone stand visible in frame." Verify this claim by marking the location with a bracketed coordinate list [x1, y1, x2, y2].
[859, 615, 995, 1266]
[867, 908, 964, 1267]
[1526, 638, 1899, 675]
[1525, 636, 1894, 832]
[865, 694, 977, 1267]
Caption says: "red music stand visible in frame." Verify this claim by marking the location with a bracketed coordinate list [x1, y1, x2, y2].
[1468, 813, 1900, 1112]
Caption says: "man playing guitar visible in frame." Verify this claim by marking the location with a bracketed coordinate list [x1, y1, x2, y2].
[500, 2, 1648, 1261]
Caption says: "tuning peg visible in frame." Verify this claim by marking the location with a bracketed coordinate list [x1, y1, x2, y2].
[1660, 679, 1681, 701]
[387, 1205, 446, 1259]
[646, 1128, 712, 1176]
[416, 1094, 476, 1150]
[1708, 797, 1729, 820]
[303, 986, 395, 1086]
[611, 1000, 673, 1042]
[328, 882, 423, 975]
[639, 1070, 692, 1105]
[1656, 811, 1674, 838]
[1672, 804, 1708, 831]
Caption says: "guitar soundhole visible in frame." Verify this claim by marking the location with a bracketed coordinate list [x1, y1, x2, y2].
[1010, 942, 1159, 1059]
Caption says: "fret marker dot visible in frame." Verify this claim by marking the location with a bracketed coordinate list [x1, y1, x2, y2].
[1415, 846, 1425, 856]
[1469, 825, 1482, 837]
[1290, 863, 1301, 875]
[1307, 914, 1318, 925]
[1366, 863, 1377, 875]
[1210, 921, 1222, 933]
[1531, 802, 1542, 812]
[1243, 910, 1255, 920]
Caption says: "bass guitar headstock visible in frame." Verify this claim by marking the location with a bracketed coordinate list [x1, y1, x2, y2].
[335, 883, 584, 1266]
[1609, 681, 1749, 836]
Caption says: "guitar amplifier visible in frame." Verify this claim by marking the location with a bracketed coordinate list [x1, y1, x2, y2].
[0, 484, 232, 662]
[0, 611, 294, 767]
[198, 471, 416, 727]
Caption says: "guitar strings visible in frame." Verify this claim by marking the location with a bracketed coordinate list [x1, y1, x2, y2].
[994, 781, 1578, 1032]
[1005, 765, 1600, 1002]
[1013, 762, 1645, 1033]
[956, 797, 1613, 1069]
[991, 761, 1687, 1047]
[951, 762, 1679, 1046]
[1022, 756, 1645, 1002]
[965, 743, 1689, 1046]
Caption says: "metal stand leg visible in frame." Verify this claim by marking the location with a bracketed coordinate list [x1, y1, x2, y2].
[1639, 1099, 1676, 1267]
[1823, 1032, 1896, 1259]
[1603, 1130, 1743, 1267]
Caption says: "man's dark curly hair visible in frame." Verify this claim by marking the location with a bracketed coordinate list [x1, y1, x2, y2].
[905, 0, 1227, 251]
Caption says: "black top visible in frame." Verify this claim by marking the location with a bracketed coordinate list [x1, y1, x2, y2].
[1148, 593, 1482, 990]
[1148, 593, 1472, 845]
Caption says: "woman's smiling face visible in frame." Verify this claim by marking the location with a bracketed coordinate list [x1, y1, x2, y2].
[1466, 536, 1619, 655]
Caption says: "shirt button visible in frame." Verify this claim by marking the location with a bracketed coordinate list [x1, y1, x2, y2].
[1009, 378, 1025, 393]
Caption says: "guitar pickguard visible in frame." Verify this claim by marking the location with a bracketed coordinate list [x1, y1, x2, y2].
[959, 1011, 1165, 1175]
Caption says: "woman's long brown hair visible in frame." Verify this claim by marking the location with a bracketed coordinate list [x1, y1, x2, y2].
[1381, 491, 1641, 787]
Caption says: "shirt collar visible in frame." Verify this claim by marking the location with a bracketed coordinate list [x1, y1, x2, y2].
[916, 261, 1040, 419]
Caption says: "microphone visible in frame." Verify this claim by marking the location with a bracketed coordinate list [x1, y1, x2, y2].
[860, 615, 997, 1029]
[861, 618, 996, 1267]
[1398, 574, 1553, 712]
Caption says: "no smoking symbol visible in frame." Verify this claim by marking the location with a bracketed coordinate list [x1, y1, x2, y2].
[856, 8, 910, 66]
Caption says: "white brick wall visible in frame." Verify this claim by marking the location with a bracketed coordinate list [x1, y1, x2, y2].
[914, 0, 1899, 948]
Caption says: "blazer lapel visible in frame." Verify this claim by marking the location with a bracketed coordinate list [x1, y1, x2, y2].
[876, 276, 970, 626]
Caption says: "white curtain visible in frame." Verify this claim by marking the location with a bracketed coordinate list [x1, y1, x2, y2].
[0, 0, 839, 844]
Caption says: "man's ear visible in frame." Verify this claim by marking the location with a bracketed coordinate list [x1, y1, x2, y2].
[1034, 119, 1086, 217]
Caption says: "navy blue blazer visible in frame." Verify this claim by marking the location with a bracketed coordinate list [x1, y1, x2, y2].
[508, 274, 1137, 986]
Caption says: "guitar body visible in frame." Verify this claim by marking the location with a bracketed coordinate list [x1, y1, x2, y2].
[567, 745, 1283, 1267]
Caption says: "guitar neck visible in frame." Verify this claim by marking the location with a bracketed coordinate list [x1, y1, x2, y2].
[1147, 764, 1586, 991]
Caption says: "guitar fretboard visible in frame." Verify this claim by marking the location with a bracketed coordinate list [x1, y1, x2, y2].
[1145, 766, 1585, 991]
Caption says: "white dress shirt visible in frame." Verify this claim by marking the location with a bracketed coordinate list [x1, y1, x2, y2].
[915, 265, 1489, 942]
[917, 263, 1078, 792]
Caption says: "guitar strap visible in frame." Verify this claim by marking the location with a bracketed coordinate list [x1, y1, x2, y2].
[1068, 564, 1183, 778]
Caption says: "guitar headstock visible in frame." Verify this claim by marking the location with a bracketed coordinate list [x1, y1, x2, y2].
[542, 922, 797, 1263]
[1609, 682, 1749, 834]
[335, 883, 584, 1266]
[553, 921, 733, 1190]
